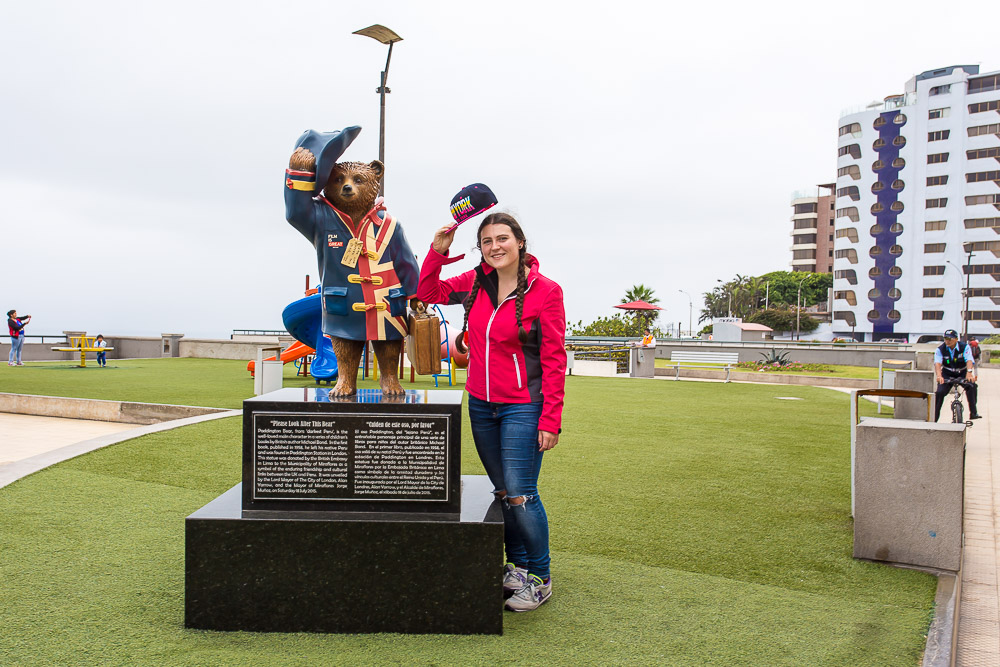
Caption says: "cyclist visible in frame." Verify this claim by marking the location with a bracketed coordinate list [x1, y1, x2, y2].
[934, 328, 980, 421]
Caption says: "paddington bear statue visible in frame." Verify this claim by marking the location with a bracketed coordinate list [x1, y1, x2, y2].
[284, 126, 419, 395]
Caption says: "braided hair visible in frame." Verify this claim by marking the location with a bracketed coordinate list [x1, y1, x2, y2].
[455, 212, 529, 353]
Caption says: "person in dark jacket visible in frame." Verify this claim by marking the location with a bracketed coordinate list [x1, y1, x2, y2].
[418, 212, 566, 613]
[7, 309, 31, 366]
[934, 329, 979, 420]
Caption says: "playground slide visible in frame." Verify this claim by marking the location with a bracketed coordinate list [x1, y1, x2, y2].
[246, 340, 313, 374]
[281, 293, 339, 383]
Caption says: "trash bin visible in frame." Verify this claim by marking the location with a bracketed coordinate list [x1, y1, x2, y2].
[254, 346, 283, 396]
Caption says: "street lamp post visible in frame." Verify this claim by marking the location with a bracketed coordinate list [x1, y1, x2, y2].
[716, 279, 732, 318]
[678, 290, 693, 337]
[353, 24, 403, 197]
[796, 274, 808, 341]
[963, 243, 975, 340]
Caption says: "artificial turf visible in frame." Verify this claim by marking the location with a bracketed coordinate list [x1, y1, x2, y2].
[0, 367, 933, 665]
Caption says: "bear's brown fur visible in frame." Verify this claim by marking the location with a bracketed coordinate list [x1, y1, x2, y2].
[287, 148, 404, 396]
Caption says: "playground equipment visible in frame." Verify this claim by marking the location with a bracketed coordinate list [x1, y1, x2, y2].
[246, 340, 313, 375]
[51, 335, 115, 367]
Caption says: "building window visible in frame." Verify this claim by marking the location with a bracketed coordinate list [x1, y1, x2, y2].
[968, 288, 1000, 298]
[888, 310, 901, 322]
[839, 122, 862, 136]
[794, 203, 818, 214]
[837, 207, 860, 222]
[928, 130, 951, 142]
[872, 159, 886, 171]
[869, 266, 882, 278]
[835, 269, 857, 285]
[835, 290, 857, 305]
[889, 266, 902, 277]
[837, 186, 860, 200]
[965, 263, 1000, 276]
[893, 113, 907, 125]
[929, 107, 950, 119]
[964, 217, 1000, 229]
[892, 157, 906, 168]
[966, 310, 1000, 321]
[835, 248, 858, 263]
[868, 288, 882, 300]
[793, 249, 816, 260]
[966, 194, 1000, 206]
[929, 84, 951, 96]
[969, 100, 1000, 114]
[967, 170, 1000, 183]
[836, 228, 859, 242]
[927, 175, 949, 186]
[968, 147, 1000, 160]
[891, 179, 905, 190]
[927, 152, 949, 164]
[968, 74, 1000, 94]
[838, 165, 861, 180]
[892, 135, 907, 147]
[924, 288, 945, 298]
[835, 311, 857, 326]
[870, 223, 884, 235]
[924, 265, 946, 275]
[793, 234, 817, 245]
[888, 288, 902, 299]
[871, 181, 885, 193]
[966, 241, 1000, 253]
[867, 309, 881, 322]
[874, 117, 887, 128]
[968, 123, 1000, 137]
[923, 311, 945, 320]
[890, 201, 905, 212]
[794, 218, 818, 230]
[926, 198, 948, 208]
[839, 144, 861, 159]
[871, 202, 884, 214]
[924, 243, 946, 253]
[869, 246, 883, 257]
[925, 220, 948, 231]
[889, 245, 903, 256]
[890, 222, 904, 233]
[829, 249, 833, 257]
[873, 138, 886, 150]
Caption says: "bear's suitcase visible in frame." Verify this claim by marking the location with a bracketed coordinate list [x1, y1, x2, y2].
[407, 314, 441, 375]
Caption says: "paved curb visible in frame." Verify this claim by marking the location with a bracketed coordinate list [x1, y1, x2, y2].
[0, 392, 229, 424]
[923, 572, 960, 667]
[0, 410, 241, 490]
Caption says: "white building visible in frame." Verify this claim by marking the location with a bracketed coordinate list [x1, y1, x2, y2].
[833, 64, 1000, 342]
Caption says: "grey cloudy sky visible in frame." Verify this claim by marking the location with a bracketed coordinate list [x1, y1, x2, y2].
[1, 0, 995, 338]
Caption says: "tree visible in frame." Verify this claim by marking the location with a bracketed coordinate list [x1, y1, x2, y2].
[621, 284, 660, 329]
[569, 314, 663, 338]
[700, 271, 831, 322]
[746, 308, 819, 333]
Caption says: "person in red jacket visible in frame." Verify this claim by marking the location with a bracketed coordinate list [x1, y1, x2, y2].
[418, 211, 566, 612]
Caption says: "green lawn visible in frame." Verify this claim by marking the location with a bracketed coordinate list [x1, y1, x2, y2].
[0, 362, 932, 665]
[654, 358, 879, 380]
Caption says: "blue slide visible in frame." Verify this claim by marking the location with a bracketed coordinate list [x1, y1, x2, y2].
[281, 293, 339, 384]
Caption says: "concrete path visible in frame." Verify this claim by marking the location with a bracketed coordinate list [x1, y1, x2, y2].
[0, 413, 135, 465]
[958, 366, 1000, 665]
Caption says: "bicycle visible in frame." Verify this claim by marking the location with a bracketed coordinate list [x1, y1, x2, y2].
[940, 377, 975, 425]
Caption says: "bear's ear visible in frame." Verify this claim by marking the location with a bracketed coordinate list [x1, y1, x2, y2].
[368, 160, 384, 179]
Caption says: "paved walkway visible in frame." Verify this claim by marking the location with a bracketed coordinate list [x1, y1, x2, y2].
[0, 413, 135, 465]
[958, 366, 999, 665]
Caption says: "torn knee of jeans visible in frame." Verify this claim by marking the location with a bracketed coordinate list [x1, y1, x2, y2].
[505, 494, 535, 509]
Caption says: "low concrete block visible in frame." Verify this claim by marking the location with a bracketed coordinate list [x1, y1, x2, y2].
[853, 418, 965, 571]
[571, 359, 618, 377]
[893, 370, 935, 421]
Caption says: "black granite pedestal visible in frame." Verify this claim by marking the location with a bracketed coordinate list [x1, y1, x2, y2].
[185, 475, 503, 634]
[185, 388, 504, 635]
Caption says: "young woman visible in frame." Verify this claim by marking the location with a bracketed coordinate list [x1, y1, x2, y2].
[417, 212, 566, 612]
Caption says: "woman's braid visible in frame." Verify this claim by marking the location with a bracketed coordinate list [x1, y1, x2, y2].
[456, 275, 480, 354]
[515, 247, 529, 344]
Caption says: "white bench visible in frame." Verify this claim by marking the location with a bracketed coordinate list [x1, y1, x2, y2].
[669, 351, 740, 382]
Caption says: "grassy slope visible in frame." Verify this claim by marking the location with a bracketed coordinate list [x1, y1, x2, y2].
[0, 371, 933, 666]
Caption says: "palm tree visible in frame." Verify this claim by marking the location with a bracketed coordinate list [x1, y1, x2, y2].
[621, 284, 660, 329]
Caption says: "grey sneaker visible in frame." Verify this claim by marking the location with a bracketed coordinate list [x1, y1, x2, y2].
[504, 574, 551, 612]
[503, 564, 529, 597]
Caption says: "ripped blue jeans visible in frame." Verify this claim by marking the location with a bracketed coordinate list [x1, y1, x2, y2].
[467, 395, 549, 580]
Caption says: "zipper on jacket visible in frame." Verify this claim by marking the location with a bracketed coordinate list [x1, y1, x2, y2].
[482, 276, 537, 401]
[512, 354, 522, 389]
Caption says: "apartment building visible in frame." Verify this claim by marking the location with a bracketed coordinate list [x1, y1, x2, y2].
[833, 64, 1000, 342]
[790, 184, 836, 273]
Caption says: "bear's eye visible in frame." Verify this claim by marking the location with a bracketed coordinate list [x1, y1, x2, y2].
[355, 176, 365, 183]
[335, 175, 344, 183]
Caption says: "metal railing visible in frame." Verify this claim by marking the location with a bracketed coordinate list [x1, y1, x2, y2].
[18, 334, 70, 344]
[569, 345, 631, 374]
[232, 329, 287, 337]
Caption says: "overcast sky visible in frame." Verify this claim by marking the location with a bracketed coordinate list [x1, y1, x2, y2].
[2, 1, 996, 339]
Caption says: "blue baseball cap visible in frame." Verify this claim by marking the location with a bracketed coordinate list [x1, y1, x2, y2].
[449, 183, 498, 225]
[943, 329, 959, 339]
[293, 126, 362, 188]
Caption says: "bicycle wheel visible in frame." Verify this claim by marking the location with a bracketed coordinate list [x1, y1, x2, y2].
[952, 399, 963, 424]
